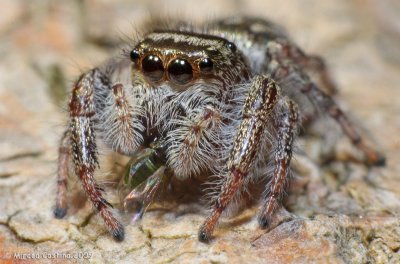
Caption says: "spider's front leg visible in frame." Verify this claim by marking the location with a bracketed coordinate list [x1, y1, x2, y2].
[258, 98, 299, 228]
[65, 69, 124, 241]
[198, 75, 280, 242]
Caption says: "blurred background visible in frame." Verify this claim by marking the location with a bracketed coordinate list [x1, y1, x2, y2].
[0, 1, 399, 263]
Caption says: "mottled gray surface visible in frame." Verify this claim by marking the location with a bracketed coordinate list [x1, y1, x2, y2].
[0, 1, 399, 263]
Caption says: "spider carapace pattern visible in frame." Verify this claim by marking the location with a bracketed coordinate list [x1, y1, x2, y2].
[54, 16, 385, 242]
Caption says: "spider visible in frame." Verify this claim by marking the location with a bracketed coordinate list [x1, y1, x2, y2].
[54, 16, 385, 243]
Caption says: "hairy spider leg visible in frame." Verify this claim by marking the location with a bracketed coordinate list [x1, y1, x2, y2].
[302, 55, 338, 96]
[304, 82, 385, 166]
[271, 39, 338, 96]
[269, 61, 385, 167]
[258, 98, 299, 228]
[68, 69, 124, 241]
[166, 104, 222, 178]
[198, 75, 280, 242]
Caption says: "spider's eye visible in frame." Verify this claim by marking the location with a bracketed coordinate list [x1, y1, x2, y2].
[167, 58, 193, 85]
[227, 42, 237, 52]
[142, 54, 164, 82]
[199, 58, 213, 73]
[130, 49, 140, 62]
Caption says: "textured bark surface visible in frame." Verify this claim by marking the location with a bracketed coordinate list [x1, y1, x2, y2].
[1, 1, 399, 263]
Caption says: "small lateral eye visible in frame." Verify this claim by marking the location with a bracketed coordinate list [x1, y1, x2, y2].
[130, 49, 140, 62]
[168, 58, 193, 85]
[227, 42, 237, 52]
[142, 54, 164, 82]
[199, 58, 213, 73]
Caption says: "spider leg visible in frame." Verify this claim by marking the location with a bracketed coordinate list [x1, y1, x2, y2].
[258, 98, 299, 228]
[270, 63, 385, 166]
[301, 55, 338, 96]
[198, 75, 280, 242]
[68, 69, 124, 241]
[269, 39, 338, 95]
[303, 82, 385, 166]
[54, 130, 70, 218]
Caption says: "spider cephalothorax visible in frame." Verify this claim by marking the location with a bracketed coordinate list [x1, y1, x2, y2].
[54, 16, 384, 242]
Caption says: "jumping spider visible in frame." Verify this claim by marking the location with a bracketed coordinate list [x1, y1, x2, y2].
[54, 16, 385, 242]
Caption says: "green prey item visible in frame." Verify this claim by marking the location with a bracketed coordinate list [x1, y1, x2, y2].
[123, 140, 167, 189]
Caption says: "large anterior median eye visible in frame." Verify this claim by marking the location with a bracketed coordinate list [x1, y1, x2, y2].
[167, 58, 193, 85]
[142, 54, 164, 82]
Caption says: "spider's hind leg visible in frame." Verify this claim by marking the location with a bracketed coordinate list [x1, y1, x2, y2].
[269, 39, 338, 96]
[269, 61, 385, 167]
[302, 55, 338, 96]
[303, 81, 386, 166]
